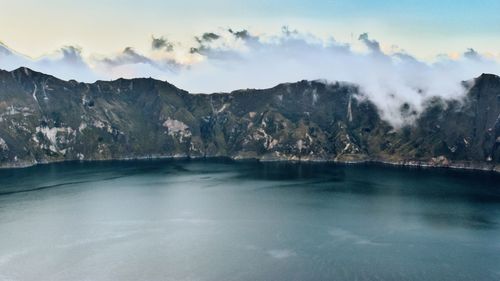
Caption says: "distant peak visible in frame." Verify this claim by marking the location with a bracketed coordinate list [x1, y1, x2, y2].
[11, 66, 36, 76]
[476, 73, 500, 82]
[9, 67, 60, 81]
[0, 41, 13, 55]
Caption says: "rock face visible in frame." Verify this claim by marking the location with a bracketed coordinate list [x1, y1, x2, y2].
[0, 67, 499, 171]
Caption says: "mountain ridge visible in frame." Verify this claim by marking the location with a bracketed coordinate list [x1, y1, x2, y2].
[0, 67, 499, 171]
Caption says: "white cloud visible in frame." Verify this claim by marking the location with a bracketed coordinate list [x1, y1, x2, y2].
[0, 43, 97, 82]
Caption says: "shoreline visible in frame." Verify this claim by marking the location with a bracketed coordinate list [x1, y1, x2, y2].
[1, 155, 498, 174]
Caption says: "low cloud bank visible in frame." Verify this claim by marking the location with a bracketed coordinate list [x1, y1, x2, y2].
[1, 28, 499, 126]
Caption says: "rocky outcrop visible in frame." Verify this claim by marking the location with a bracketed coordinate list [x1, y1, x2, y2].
[0, 67, 498, 171]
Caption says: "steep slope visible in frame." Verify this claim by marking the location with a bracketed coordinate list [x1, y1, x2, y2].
[0, 67, 498, 171]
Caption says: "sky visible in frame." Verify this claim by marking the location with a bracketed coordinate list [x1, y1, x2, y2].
[1, 0, 499, 59]
[1, 0, 499, 125]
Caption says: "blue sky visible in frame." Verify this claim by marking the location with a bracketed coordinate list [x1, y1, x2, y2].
[1, 0, 499, 59]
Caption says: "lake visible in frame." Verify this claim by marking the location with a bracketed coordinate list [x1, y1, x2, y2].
[0, 159, 499, 281]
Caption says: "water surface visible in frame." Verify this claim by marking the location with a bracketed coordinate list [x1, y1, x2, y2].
[0, 160, 499, 281]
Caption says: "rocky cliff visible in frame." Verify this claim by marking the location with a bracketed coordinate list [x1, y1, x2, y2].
[0, 67, 499, 171]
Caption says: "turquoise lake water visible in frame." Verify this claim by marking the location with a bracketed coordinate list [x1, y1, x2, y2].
[0, 159, 499, 281]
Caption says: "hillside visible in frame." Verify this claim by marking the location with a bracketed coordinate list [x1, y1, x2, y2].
[0, 67, 498, 171]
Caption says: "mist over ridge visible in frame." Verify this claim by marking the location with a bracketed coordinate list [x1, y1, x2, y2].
[1, 27, 500, 126]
